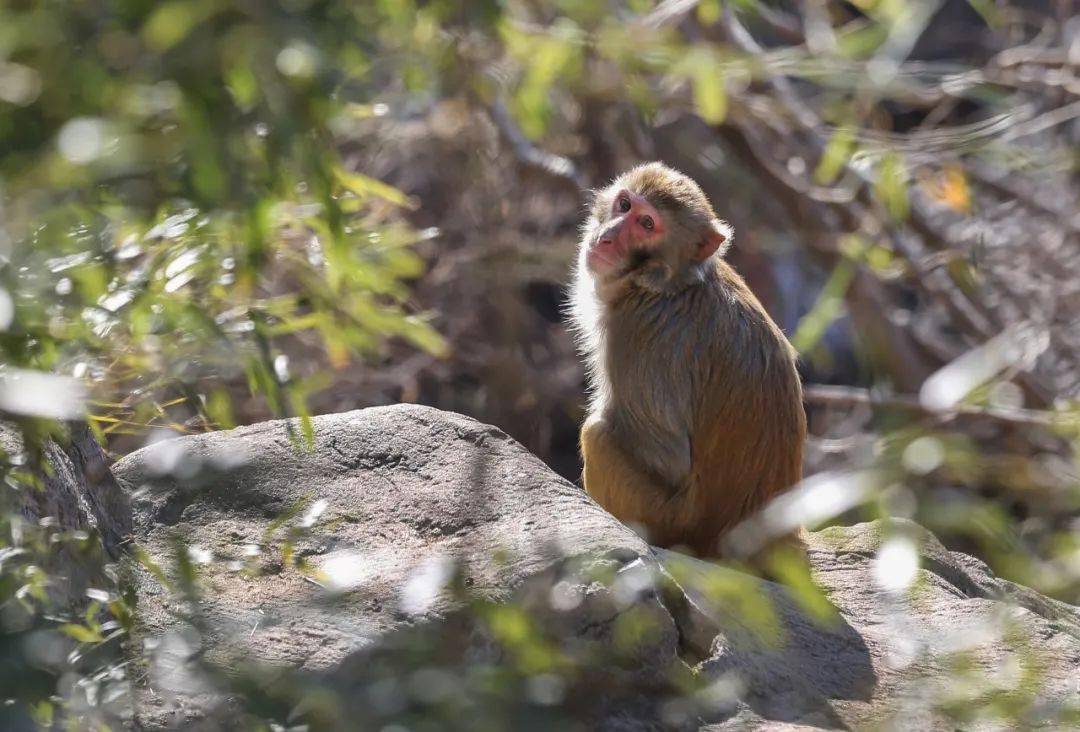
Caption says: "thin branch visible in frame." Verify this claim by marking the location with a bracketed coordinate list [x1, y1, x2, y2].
[644, 0, 699, 28]
[716, 5, 1059, 405]
[1001, 99, 1080, 142]
[729, 110, 857, 204]
[647, 0, 804, 43]
[804, 383, 1076, 430]
[721, 1, 821, 131]
[486, 99, 588, 189]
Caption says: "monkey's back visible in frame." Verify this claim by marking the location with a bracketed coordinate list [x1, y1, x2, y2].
[596, 260, 805, 553]
[687, 260, 806, 550]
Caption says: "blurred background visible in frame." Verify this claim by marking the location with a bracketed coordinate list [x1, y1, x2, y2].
[0, 0, 1078, 725]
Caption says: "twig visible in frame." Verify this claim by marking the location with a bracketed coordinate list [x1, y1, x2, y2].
[647, 0, 804, 43]
[729, 111, 857, 204]
[486, 99, 589, 189]
[1001, 99, 1080, 142]
[644, 0, 699, 28]
[301, 574, 326, 589]
[804, 383, 1076, 430]
[721, 2, 820, 132]
[718, 6, 1055, 401]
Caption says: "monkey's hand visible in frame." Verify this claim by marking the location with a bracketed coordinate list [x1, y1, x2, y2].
[581, 416, 699, 546]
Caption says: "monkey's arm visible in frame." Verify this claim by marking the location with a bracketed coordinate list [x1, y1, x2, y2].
[581, 417, 698, 544]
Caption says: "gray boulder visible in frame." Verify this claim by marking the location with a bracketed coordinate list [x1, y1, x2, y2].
[1, 422, 131, 605]
[112, 405, 1080, 730]
[0, 423, 133, 730]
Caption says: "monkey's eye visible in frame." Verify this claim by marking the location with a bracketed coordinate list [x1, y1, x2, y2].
[618, 197, 631, 213]
[640, 215, 654, 231]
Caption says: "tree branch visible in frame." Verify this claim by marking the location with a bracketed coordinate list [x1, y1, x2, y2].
[486, 99, 588, 189]
[804, 383, 1075, 430]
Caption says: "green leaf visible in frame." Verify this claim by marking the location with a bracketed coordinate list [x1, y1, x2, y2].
[697, 0, 721, 25]
[965, 0, 1004, 27]
[225, 63, 260, 110]
[143, 1, 216, 51]
[814, 128, 855, 185]
[791, 258, 857, 354]
[835, 23, 889, 59]
[108, 598, 135, 631]
[288, 386, 316, 449]
[73, 263, 109, 301]
[766, 544, 839, 625]
[398, 315, 448, 358]
[59, 623, 104, 644]
[876, 153, 910, 222]
[205, 387, 236, 429]
[334, 167, 418, 209]
[133, 544, 173, 592]
[487, 605, 533, 645]
[510, 21, 582, 139]
[84, 599, 101, 626]
[29, 701, 54, 727]
[692, 55, 727, 125]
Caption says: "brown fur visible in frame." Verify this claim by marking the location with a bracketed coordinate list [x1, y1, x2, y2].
[569, 163, 805, 556]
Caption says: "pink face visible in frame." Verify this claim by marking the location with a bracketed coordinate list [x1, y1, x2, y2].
[586, 189, 666, 276]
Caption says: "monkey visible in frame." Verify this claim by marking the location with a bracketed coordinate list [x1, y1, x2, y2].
[568, 162, 806, 557]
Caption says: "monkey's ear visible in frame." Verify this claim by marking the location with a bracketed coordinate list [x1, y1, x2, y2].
[696, 219, 733, 261]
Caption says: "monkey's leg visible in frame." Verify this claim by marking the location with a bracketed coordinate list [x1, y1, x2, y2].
[580, 417, 699, 546]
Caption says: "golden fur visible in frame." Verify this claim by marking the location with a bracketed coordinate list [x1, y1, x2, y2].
[570, 163, 805, 556]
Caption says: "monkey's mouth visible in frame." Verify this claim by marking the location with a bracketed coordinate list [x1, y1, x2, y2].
[586, 246, 620, 271]
[587, 240, 655, 277]
[586, 236, 625, 271]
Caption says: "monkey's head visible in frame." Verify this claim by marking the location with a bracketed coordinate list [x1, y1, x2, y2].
[580, 162, 733, 295]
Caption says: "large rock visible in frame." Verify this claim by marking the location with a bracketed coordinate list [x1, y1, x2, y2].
[0, 421, 131, 612]
[3, 422, 131, 567]
[115, 406, 679, 729]
[0, 423, 133, 730]
[664, 523, 1080, 729]
[112, 406, 1080, 730]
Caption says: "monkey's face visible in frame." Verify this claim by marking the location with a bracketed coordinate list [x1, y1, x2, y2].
[581, 164, 732, 295]
[584, 188, 667, 279]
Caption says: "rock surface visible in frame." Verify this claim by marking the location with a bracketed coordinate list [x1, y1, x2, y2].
[0, 423, 132, 731]
[112, 405, 1080, 730]
[2, 422, 131, 602]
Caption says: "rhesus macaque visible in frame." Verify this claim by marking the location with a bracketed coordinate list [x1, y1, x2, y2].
[569, 162, 805, 557]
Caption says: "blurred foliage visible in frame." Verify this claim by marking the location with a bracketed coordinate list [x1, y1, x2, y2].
[1, 0, 460, 726]
[128, 528, 707, 731]
[0, 0, 1078, 728]
[0, 467, 134, 728]
[0, 0, 450, 447]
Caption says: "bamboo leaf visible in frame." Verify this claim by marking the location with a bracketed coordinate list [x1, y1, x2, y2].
[334, 168, 418, 209]
[143, 1, 216, 51]
[876, 153, 910, 222]
[815, 128, 855, 185]
[58, 623, 104, 644]
[792, 259, 857, 354]
[692, 55, 727, 125]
